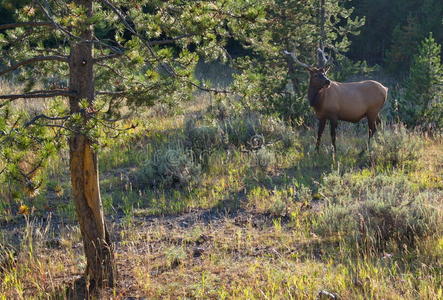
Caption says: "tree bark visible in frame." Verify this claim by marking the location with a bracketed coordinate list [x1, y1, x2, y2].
[68, 0, 116, 293]
[286, 55, 300, 93]
[285, 41, 300, 93]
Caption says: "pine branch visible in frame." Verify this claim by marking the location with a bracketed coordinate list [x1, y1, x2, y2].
[100, 0, 231, 95]
[93, 33, 194, 62]
[188, 82, 232, 94]
[96, 91, 127, 96]
[36, 0, 80, 40]
[94, 52, 125, 62]
[148, 34, 195, 46]
[0, 22, 54, 31]
[0, 56, 68, 76]
[99, 0, 163, 62]
[0, 90, 76, 107]
[24, 114, 70, 127]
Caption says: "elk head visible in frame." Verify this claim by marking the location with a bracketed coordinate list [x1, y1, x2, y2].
[284, 48, 332, 89]
[308, 67, 331, 89]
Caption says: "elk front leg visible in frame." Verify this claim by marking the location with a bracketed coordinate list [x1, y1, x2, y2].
[330, 118, 338, 153]
[316, 119, 326, 151]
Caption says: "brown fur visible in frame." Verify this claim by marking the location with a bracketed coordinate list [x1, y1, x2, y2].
[307, 68, 388, 152]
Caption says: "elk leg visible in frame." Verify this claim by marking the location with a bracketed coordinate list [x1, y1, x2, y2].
[330, 119, 338, 153]
[368, 116, 377, 139]
[316, 119, 326, 151]
[376, 115, 381, 126]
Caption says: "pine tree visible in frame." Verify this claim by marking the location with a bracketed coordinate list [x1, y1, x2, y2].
[403, 33, 443, 127]
[0, 0, 259, 294]
[229, 0, 364, 126]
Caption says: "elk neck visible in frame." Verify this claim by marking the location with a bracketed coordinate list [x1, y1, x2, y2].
[308, 85, 323, 108]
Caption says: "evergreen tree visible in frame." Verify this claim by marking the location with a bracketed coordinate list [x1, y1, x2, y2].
[0, 0, 258, 294]
[229, 0, 364, 126]
[402, 33, 443, 127]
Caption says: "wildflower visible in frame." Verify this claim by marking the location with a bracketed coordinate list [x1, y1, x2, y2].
[18, 204, 30, 215]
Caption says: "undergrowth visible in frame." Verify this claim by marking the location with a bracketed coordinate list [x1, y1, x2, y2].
[1, 94, 442, 299]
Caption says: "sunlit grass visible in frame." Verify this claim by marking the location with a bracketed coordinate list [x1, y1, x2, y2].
[1, 91, 442, 299]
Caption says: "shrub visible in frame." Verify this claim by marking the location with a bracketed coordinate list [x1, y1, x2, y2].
[184, 118, 224, 155]
[220, 111, 262, 149]
[422, 102, 443, 131]
[138, 141, 201, 188]
[316, 172, 441, 252]
[253, 147, 276, 170]
[187, 105, 298, 152]
[370, 124, 424, 170]
[219, 111, 298, 150]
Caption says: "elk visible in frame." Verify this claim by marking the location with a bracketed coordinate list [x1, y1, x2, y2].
[285, 49, 388, 152]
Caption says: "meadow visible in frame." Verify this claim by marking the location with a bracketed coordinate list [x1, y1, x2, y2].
[0, 88, 442, 299]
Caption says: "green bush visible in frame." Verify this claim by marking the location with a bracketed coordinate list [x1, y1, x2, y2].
[253, 147, 276, 170]
[187, 105, 298, 152]
[370, 124, 424, 170]
[184, 118, 224, 154]
[138, 141, 201, 188]
[422, 102, 443, 131]
[219, 111, 297, 150]
[316, 172, 441, 252]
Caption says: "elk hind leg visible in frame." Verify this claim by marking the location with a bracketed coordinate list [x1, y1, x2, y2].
[329, 118, 338, 153]
[367, 114, 378, 139]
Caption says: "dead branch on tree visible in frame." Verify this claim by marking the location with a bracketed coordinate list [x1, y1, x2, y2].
[0, 90, 76, 108]
[0, 22, 54, 31]
[24, 114, 70, 127]
[0, 56, 68, 77]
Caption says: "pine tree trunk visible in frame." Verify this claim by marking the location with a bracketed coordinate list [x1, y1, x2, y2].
[286, 56, 300, 93]
[285, 41, 300, 93]
[68, 0, 116, 293]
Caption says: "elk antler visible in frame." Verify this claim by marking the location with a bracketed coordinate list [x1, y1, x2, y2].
[283, 50, 312, 70]
[317, 48, 332, 68]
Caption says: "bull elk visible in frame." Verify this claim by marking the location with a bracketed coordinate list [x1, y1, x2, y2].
[285, 49, 388, 153]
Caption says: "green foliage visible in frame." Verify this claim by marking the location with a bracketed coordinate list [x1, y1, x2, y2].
[253, 147, 276, 170]
[138, 141, 201, 188]
[229, 0, 364, 125]
[185, 101, 298, 153]
[385, 16, 423, 74]
[317, 171, 441, 252]
[331, 56, 376, 82]
[370, 124, 424, 170]
[184, 117, 224, 155]
[0, 0, 266, 202]
[349, 0, 443, 72]
[402, 34, 443, 127]
[0, 103, 64, 200]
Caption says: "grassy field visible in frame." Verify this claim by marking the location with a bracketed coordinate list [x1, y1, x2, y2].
[1, 93, 442, 299]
